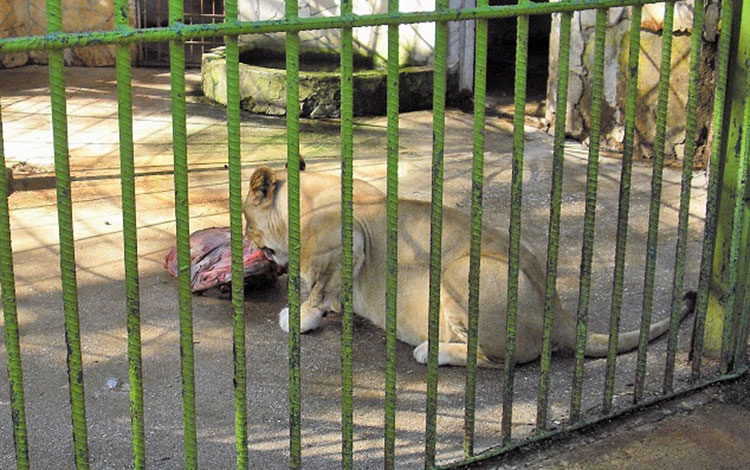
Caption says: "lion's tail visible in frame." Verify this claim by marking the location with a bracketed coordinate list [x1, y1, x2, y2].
[583, 291, 697, 357]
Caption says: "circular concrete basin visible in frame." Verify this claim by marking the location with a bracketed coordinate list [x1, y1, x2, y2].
[202, 45, 433, 118]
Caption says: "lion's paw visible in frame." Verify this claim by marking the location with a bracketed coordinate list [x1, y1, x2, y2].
[278, 307, 290, 333]
[413, 341, 429, 364]
[413, 341, 453, 365]
[278, 306, 325, 333]
[300, 309, 324, 333]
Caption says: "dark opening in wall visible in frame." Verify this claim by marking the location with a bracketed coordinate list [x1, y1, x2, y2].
[485, 0, 551, 116]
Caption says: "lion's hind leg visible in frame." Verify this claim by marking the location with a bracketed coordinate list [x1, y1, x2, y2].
[403, 255, 504, 368]
[437, 253, 516, 367]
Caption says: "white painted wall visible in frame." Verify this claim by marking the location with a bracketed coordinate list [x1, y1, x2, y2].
[237, 0, 475, 92]
[239, 0, 435, 65]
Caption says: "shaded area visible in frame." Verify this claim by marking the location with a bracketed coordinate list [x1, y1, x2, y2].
[484, 0, 550, 122]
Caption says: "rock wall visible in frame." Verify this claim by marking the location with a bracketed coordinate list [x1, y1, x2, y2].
[0, 0, 134, 68]
[545, 1, 720, 165]
[0, 0, 30, 68]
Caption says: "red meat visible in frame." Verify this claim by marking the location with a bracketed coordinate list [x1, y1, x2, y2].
[164, 227, 277, 293]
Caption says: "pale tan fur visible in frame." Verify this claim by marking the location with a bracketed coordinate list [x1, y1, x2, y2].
[244, 168, 696, 367]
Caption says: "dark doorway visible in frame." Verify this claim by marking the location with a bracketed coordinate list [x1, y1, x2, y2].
[135, 0, 225, 67]
[485, 0, 550, 119]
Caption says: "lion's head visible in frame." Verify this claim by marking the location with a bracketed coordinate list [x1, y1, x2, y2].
[244, 167, 289, 269]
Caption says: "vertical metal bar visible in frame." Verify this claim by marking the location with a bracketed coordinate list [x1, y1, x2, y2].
[464, 0, 489, 458]
[425, 1, 448, 467]
[736, 103, 750, 370]
[168, 0, 198, 467]
[45, 1, 90, 468]
[224, 0, 248, 468]
[501, 0, 530, 446]
[569, 7, 607, 422]
[285, 0, 302, 468]
[114, 1, 146, 468]
[633, 0, 675, 403]
[716, 0, 750, 373]
[662, 0, 705, 394]
[720, 70, 750, 372]
[340, 0, 355, 468]
[0, 94, 30, 470]
[536, 10, 572, 432]
[692, 0, 736, 380]
[633, 1, 674, 403]
[736, 229, 750, 368]
[384, 0, 400, 468]
[602, 4, 642, 414]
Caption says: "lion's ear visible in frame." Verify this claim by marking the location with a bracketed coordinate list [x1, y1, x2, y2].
[249, 167, 277, 206]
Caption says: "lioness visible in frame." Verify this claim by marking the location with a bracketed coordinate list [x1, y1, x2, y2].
[244, 167, 696, 367]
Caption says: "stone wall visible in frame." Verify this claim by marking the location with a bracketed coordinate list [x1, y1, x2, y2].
[0, 0, 134, 68]
[0, 0, 30, 68]
[545, 1, 720, 165]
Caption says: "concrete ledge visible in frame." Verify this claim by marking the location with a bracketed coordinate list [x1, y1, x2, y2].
[202, 45, 434, 118]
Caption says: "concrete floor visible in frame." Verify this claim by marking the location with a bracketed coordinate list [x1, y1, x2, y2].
[471, 375, 750, 470]
[0, 65, 740, 469]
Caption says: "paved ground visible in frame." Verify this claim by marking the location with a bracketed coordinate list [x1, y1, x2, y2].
[0, 65, 746, 469]
[467, 374, 750, 470]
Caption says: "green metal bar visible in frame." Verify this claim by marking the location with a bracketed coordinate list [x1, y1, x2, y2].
[46, 1, 90, 468]
[439, 367, 748, 470]
[425, 2, 448, 467]
[736, 115, 750, 370]
[602, 4, 642, 414]
[569, 7, 607, 422]
[340, 0, 354, 468]
[464, 0, 489, 458]
[737, 239, 750, 368]
[720, 66, 750, 372]
[633, 0, 675, 403]
[114, 1, 145, 468]
[501, 0, 530, 446]
[0, 1, 692, 54]
[714, 0, 750, 373]
[224, 0, 248, 468]
[0, 92, 30, 470]
[735, 6, 750, 366]
[662, 0, 705, 394]
[737, 300, 750, 368]
[285, 1, 302, 469]
[384, 2, 399, 469]
[168, 1, 198, 467]
[692, 0, 736, 380]
[536, 11, 571, 432]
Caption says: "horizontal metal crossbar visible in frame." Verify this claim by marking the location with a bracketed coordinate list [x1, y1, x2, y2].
[1, 1, 670, 53]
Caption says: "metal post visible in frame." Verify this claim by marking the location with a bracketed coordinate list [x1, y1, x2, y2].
[703, 0, 749, 366]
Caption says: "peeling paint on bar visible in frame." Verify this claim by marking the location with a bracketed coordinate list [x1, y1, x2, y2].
[46, 0, 90, 468]
[114, 0, 146, 468]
